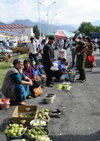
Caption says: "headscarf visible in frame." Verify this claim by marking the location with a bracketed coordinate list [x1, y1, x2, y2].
[13, 58, 22, 66]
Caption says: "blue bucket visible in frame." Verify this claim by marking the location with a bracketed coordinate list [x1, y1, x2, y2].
[68, 73, 76, 82]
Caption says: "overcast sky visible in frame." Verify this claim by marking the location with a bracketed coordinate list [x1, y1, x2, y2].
[0, 0, 100, 25]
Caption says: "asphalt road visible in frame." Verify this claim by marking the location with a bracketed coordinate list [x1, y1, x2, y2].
[0, 50, 100, 141]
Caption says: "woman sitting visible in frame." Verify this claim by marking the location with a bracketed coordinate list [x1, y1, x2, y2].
[23, 60, 39, 89]
[2, 58, 33, 105]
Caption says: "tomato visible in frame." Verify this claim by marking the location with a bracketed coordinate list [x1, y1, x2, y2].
[2, 98, 6, 102]
[5, 99, 9, 102]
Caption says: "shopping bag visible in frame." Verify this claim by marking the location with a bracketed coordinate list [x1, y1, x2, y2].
[88, 55, 95, 63]
[33, 86, 43, 97]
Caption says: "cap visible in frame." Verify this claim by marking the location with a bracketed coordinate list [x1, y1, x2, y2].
[48, 36, 55, 40]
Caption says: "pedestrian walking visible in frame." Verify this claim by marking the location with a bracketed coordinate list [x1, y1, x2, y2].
[28, 37, 40, 66]
[43, 36, 55, 87]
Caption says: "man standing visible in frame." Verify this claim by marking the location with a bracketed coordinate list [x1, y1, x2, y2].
[43, 36, 55, 87]
[28, 37, 40, 66]
[75, 38, 87, 83]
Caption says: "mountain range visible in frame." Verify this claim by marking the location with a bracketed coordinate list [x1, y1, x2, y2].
[0, 19, 76, 34]
[0, 19, 100, 34]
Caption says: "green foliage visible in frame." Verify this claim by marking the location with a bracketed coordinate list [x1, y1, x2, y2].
[78, 22, 95, 36]
[33, 25, 40, 38]
[94, 26, 100, 33]
[78, 22, 100, 36]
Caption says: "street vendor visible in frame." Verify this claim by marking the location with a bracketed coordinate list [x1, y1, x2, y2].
[52, 58, 67, 81]
[2, 58, 33, 105]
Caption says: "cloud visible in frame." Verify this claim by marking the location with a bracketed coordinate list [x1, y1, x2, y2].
[0, 0, 38, 22]
[0, 0, 100, 25]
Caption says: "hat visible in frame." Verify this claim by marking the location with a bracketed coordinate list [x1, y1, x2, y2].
[48, 36, 55, 40]
[13, 58, 22, 66]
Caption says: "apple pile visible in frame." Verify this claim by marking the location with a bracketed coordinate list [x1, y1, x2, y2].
[38, 108, 50, 120]
[19, 112, 35, 118]
[4, 124, 25, 137]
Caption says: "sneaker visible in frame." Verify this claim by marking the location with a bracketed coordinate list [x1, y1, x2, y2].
[80, 79, 86, 83]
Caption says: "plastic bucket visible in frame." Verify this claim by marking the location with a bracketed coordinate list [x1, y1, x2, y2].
[68, 73, 76, 82]
[0, 101, 10, 110]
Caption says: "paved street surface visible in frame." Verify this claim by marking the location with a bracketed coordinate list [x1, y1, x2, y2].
[0, 50, 100, 141]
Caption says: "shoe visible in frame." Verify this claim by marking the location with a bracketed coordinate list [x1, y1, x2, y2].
[80, 79, 86, 83]
[46, 84, 53, 87]
[19, 101, 27, 105]
[27, 96, 33, 99]
[50, 82, 55, 85]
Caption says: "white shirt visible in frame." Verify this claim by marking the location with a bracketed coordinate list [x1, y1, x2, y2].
[95, 38, 98, 43]
[40, 44, 44, 54]
[28, 43, 37, 54]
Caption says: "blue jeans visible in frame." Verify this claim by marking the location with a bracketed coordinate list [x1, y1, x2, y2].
[29, 53, 39, 66]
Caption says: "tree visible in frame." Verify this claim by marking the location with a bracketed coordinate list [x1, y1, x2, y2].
[33, 25, 40, 38]
[78, 22, 95, 36]
[94, 26, 100, 33]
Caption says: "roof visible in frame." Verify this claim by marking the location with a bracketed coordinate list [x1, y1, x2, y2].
[0, 30, 20, 36]
[0, 24, 30, 30]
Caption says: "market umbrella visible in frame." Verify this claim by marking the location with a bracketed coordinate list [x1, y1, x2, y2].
[55, 29, 67, 39]
[45, 31, 56, 37]
[63, 30, 75, 38]
[46, 29, 75, 39]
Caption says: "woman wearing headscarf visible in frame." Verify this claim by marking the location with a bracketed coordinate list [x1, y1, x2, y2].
[85, 37, 96, 71]
[2, 58, 33, 105]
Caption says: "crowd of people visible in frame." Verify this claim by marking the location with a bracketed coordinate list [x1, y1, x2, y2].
[1, 33, 97, 105]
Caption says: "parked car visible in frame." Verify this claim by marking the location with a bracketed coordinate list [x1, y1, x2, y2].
[12, 42, 30, 54]
[9, 40, 18, 49]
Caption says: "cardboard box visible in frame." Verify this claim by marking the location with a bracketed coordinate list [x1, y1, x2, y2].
[12, 105, 37, 127]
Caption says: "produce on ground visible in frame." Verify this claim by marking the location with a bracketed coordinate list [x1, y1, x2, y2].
[57, 84, 63, 90]
[19, 112, 35, 118]
[36, 136, 52, 141]
[57, 84, 71, 90]
[4, 124, 25, 137]
[27, 127, 48, 139]
[30, 119, 47, 126]
[38, 108, 50, 120]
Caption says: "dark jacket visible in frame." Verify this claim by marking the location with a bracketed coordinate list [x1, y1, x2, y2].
[43, 42, 54, 67]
